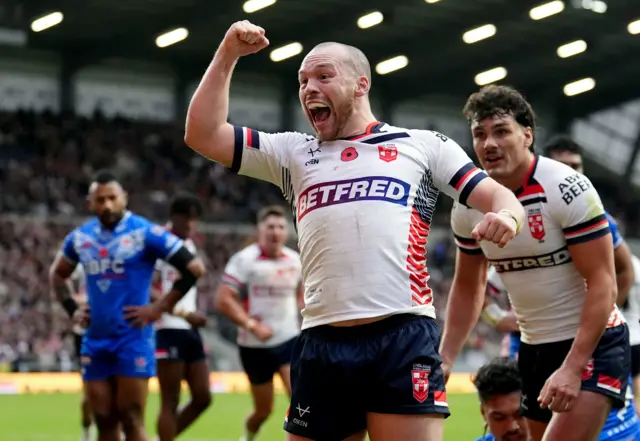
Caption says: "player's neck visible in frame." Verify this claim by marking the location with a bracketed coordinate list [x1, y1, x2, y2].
[99, 213, 125, 230]
[258, 243, 283, 259]
[496, 153, 535, 192]
[338, 107, 377, 139]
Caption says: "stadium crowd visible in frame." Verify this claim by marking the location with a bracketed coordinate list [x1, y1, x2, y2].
[0, 107, 632, 373]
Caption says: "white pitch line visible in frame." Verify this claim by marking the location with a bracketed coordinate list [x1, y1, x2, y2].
[2, 435, 236, 441]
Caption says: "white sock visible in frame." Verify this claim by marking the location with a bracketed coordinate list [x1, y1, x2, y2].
[243, 429, 257, 441]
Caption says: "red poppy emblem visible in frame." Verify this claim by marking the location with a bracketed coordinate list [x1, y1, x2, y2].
[341, 147, 358, 162]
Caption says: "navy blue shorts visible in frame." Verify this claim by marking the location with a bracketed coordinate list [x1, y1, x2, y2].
[519, 324, 630, 423]
[283, 314, 449, 441]
[155, 329, 206, 364]
[239, 337, 296, 385]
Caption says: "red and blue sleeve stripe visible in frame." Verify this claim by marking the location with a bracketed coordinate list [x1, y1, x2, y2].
[231, 126, 261, 173]
[563, 214, 610, 245]
[448, 162, 488, 206]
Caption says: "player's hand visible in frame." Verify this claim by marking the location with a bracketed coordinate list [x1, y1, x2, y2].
[538, 365, 581, 413]
[251, 322, 274, 342]
[220, 20, 269, 59]
[441, 362, 452, 385]
[472, 211, 518, 248]
[175, 309, 207, 328]
[123, 303, 163, 328]
[72, 304, 90, 328]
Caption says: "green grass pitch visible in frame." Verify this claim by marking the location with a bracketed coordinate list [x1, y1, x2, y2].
[0, 392, 484, 440]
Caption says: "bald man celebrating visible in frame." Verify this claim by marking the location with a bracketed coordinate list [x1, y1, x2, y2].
[185, 20, 525, 441]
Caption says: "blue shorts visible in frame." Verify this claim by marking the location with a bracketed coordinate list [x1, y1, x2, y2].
[519, 324, 630, 423]
[81, 335, 156, 381]
[155, 328, 205, 364]
[239, 337, 296, 385]
[283, 314, 449, 441]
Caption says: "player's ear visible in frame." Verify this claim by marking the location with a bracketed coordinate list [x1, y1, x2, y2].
[122, 191, 129, 207]
[355, 75, 370, 97]
[523, 127, 533, 151]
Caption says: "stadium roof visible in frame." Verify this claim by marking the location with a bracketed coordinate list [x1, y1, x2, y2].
[21, 0, 640, 121]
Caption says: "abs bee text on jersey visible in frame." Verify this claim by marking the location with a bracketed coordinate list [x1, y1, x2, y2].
[558, 174, 591, 205]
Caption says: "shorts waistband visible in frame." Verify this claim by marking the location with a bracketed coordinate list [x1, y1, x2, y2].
[303, 313, 431, 341]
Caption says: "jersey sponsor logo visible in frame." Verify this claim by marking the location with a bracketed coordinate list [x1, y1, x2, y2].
[527, 208, 546, 241]
[297, 176, 410, 220]
[558, 173, 592, 205]
[84, 258, 126, 276]
[490, 246, 571, 273]
[378, 145, 398, 162]
[412, 364, 431, 403]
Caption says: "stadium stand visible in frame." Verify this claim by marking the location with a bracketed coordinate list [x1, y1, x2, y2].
[0, 0, 639, 398]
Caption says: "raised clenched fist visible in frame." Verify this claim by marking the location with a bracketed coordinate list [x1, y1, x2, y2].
[472, 210, 519, 248]
[221, 20, 270, 58]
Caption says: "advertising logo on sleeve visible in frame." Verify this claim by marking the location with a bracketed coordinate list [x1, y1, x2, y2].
[297, 176, 410, 221]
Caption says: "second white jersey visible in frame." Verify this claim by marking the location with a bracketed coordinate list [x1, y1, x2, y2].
[452, 155, 624, 345]
[230, 122, 487, 329]
[622, 255, 640, 346]
[154, 238, 198, 330]
[222, 243, 302, 348]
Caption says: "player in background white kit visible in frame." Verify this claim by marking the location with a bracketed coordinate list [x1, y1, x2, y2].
[441, 85, 630, 441]
[153, 194, 212, 441]
[543, 135, 640, 416]
[185, 20, 525, 441]
[69, 265, 95, 441]
[216, 205, 303, 441]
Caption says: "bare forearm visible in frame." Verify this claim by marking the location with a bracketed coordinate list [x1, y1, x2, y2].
[496, 314, 520, 334]
[216, 297, 251, 327]
[440, 287, 485, 365]
[185, 49, 237, 143]
[564, 281, 614, 372]
[51, 274, 73, 302]
[467, 179, 525, 227]
[615, 269, 634, 307]
[492, 186, 525, 226]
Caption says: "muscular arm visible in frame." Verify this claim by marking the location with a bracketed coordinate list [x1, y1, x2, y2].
[563, 235, 617, 374]
[154, 247, 206, 314]
[466, 178, 526, 228]
[48, 253, 78, 317]
[184, 47, 238, 167]
[297, 281, 305, 312]
[440, 250, 489, 367]
[613, 241, 635, 307]
[215, 284, 252, 328]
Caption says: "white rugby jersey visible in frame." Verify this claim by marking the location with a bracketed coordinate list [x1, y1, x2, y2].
[222, 243, 302, 347]
[452, 155, 624, 345]
[622, 255, 640, 346]
[229, 122, 487, 329]
[154, 238, 198, 330]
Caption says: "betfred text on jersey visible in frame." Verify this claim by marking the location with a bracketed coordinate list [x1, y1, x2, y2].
[297, 176, 410, 220]
[490, 246, 572, 273]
